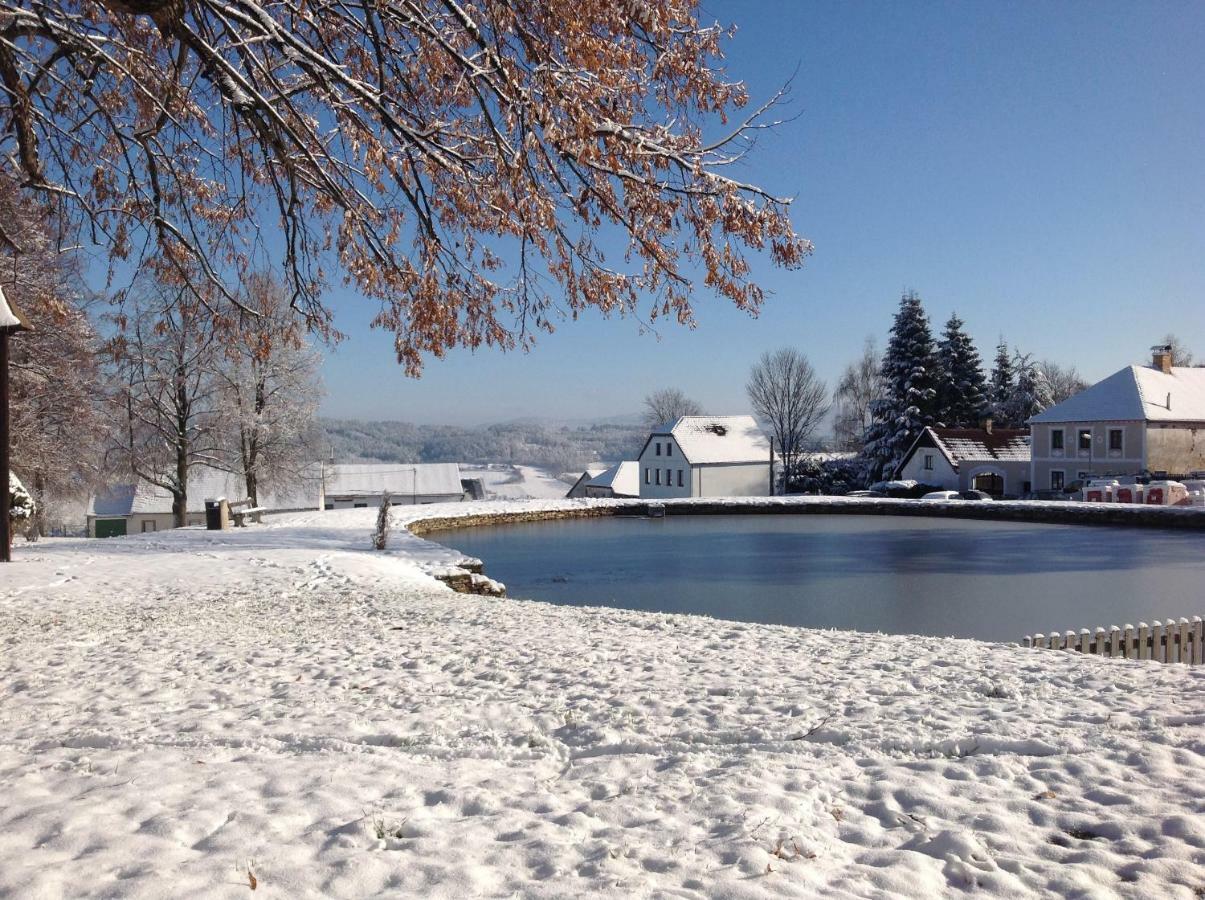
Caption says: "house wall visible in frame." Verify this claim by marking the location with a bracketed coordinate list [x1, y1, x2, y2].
[1030, 421, 1146, 489]
[957, 460, 1031, 498]
[130, 512, 205, 533]
[693, 463, 770, 498]
[324, 493, 462, 509]
[638, 436, 692, 498]
[897, 448, 958, 490]
[1145, 423, 1205, 475]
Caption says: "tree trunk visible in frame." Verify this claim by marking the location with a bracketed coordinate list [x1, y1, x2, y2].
[174, 425, 188, 528]
[33, 469, 45, 538]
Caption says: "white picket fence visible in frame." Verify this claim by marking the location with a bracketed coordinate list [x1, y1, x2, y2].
[1023, 617, 1204, 665]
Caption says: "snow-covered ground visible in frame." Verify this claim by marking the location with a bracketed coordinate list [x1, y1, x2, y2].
[1, 501, 1203, 898]
[460, 464, 572, 500]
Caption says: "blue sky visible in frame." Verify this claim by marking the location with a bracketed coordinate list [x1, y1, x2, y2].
[319, 0, 1205, 425]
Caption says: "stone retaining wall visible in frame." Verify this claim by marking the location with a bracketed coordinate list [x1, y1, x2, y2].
[411, 498, 1205, 537]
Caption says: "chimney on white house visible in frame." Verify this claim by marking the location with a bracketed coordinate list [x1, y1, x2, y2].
[1152, 345, 1173, 374]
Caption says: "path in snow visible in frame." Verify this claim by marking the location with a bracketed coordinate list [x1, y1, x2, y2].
[0, 501, 1202, 898]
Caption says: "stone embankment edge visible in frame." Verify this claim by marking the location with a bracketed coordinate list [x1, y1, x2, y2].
[405, 498, 1205, 595]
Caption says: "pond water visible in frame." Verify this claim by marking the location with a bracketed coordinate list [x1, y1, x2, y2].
[434, 514, 1205, 642]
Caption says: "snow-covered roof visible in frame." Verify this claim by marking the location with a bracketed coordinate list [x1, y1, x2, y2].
[324, 463, 463, 499]
[930, 427, 1031, 463]
[650, 416, 771, 465]
[587, 461, 640, 496]
[1030, 365, 1205, 423]
[89, 467, 321, 517]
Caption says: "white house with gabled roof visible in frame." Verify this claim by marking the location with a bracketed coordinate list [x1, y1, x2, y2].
[1029, 347, 1205, 491]
[637, 415, 772, 498]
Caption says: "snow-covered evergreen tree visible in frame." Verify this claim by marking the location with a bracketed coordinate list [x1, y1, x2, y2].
[989, 340, 1015, 420]
[7, 471, 36, 543]
[936, 314, 988, 427]
[862, 292, 943, 480]
[999, 353, 1054, 427]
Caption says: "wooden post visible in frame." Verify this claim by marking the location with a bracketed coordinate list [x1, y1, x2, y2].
[1121, 624, 1134, 659]
[1137, 622, 1150, 661]
[1151, 621, 1164, 663]
[768, 437, 775, 497]
[1192, 617, 1204, 665]
[1079, 628, 1091, 655]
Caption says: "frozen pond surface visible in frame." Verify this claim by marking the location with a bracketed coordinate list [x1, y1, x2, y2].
[437, 513, 1205, 641]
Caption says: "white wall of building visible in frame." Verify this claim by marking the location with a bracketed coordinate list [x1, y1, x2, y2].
[693, 463, 770, 498]
[324, 493, 462, 509]
[897, 449, 958, 489]
[638, 436, 692, 499]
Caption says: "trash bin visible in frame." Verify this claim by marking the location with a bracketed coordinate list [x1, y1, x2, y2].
[204, 498, 229, 530]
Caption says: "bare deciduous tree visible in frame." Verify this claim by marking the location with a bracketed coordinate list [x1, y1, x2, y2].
[832, 338, 879, 451]
[1038, 360, 1088, 405]
[217, 274, 323, 505]
[642, 387, 702, 427]
[746, 348, 829, 482]
[0, 2, 810, 373]
[109, 289, 224, 527]
[1160, 334, 1195, 367]
[1, 176, 107, 534]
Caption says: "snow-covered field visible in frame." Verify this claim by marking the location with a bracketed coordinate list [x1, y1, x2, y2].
[1, 501, 1203, 898]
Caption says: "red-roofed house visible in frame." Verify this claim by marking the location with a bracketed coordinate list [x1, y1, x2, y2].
[896, 425, 1032, 498]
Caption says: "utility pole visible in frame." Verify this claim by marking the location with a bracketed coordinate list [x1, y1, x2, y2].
[769, 436, 776, 496]
[0, 283, 32, 562]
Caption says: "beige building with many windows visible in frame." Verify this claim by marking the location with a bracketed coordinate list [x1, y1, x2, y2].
[1029, 348, 1205, 492]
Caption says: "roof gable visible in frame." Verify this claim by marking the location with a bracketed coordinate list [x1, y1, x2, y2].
[587, 460, 639, 496]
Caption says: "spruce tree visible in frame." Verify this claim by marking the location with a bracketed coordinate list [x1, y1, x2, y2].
[936, 314, 988, 427]
[989, 340, 1015, 422]
[862, 291, 942, 481]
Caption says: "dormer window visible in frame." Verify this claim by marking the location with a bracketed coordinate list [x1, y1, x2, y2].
[655, 442, 661, 456]
[666, 443, 673, 457]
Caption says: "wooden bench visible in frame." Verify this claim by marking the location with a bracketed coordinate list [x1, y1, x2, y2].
[227, 499, 266, 527]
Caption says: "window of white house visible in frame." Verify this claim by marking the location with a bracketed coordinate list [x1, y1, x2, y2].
[655, 442, 661, 456]
[923, 453, 934, 470]
[677, 469, 684, 487]
[655, 469, 661, 485]
[141, 520, 156, 533]
[1078, 429, 1092, 451]
[1051, 429, 1064, 451]
[1051, 470, 1065, 491]
[665, 468, 672, 486]
[666, 443, 673, 456]
[1108, 429, 1123, 452]
[645, 467, 650, 484]
[1077, 471, 1089, 482]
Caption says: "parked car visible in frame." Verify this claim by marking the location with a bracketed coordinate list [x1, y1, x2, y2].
[958, 490, 993, 501]
[920, 490, 962, 501]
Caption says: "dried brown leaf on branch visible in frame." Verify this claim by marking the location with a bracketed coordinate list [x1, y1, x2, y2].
[0, 0, 811, 372]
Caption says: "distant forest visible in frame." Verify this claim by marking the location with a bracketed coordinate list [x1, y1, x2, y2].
[322, 419, 647, 472]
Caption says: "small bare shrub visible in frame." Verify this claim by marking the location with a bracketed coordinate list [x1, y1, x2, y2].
[372, 493, 391, 550]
